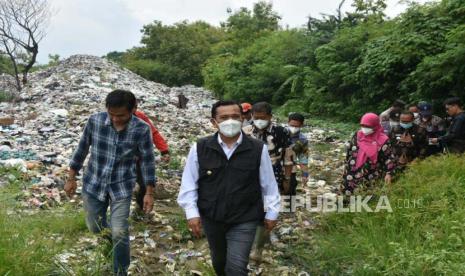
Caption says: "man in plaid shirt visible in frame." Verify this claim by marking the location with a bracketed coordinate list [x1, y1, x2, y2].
[65, 90, 156, 275]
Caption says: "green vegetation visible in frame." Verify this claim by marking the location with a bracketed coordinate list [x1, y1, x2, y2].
[290, 154, 465, 275]
[0, 167, 88, 275]
[0, 90, 14, 102]
[0, 55, 13, 74]
[0, 167, 116, 275]
[107, 21, 224, 87]
[110, 0, 465, 121]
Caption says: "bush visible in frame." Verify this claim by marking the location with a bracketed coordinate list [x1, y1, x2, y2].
[292, 154, 465, 275]
[0, 90, 14, 102]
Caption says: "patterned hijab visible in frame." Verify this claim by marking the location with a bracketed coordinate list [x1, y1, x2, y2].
[354, 113, 389, 170]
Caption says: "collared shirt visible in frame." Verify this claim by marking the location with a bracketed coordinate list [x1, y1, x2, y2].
[242, 123, 291, 166]
[69, 112, 156, 202]
[414, 115, 446, 138]
[439, 112, 465, 144]
[177, 132, 281, 221]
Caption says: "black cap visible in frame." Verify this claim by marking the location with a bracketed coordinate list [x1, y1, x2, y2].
[419, 102, 433, 117]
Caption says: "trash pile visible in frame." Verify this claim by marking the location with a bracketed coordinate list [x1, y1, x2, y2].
[305, 127, 346, 198]
[0, 55, 216, 209]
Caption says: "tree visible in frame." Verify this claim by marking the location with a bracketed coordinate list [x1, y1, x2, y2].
[121, 20, 224, 86]
[0, 0, 50, 91]
[203, 30, 309, 104]
[47, 53, 59, 67]
[351, 0, 387, 22]
[216, 1, 281, 54]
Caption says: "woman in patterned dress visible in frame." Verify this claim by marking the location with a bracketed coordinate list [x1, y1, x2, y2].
[342, 113, 397, 195]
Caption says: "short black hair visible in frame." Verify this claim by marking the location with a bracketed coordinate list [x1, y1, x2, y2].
[392, 99, 406, 109]
[400, 110, 414, 118]
[408, 103, 419, 109]
[105, 90, 136, 111]
[389, 107, 402, 120]
[252, 102, 272, 115]
[211, 100, 242, 118]
[444, 97, 462, 107]
[288, 112, 305, 124]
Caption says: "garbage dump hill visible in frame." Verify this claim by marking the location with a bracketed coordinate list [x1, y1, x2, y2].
[0, 55, 216, 202]
[0, 55, 216, 172]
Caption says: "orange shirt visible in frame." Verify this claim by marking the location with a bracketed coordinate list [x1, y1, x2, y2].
[134, 110, 169, 154]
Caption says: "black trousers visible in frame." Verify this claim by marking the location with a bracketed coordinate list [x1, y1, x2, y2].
[202, 217, 258, 276]
[290, 173, 298, 196]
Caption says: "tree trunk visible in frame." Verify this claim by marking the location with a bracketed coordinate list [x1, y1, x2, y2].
[21, 43, 38, 85]
[2, 41, 22, 91]
[13, 63, 21, 91]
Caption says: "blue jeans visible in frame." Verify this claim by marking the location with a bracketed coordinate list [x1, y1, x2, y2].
[82, 192, 131, 275]
[202, 217, 258, 276]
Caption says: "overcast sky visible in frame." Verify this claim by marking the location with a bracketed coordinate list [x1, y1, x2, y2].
[38, 0, 432, 63]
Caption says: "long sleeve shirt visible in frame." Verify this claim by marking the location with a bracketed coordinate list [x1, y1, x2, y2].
[439, 112, 465, 144]
[134, 110, 169, 154]
[177, 133, 281, 221]
[69, 112, 156, 202]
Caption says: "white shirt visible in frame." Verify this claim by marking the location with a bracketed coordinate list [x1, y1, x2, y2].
[177, 133, 281, 221]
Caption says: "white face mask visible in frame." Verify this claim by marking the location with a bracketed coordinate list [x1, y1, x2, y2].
[218, 119, 242, 137]
[413, 113, 419, 118]
[361, 127, 374, 135]
[288, 126, 300, 135]
[253, 119, 269, 130]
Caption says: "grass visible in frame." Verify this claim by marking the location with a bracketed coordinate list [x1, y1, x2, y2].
[311, 142, 333, 153]
[0, 205, 88, 275]
[0, 167, 90, 275]
[172, 213, 192, 242]
[289, 154, 465, 275]
[0, 90, 14, 102]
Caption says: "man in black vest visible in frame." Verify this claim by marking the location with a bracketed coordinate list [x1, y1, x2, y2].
[177, 100, 281, 276]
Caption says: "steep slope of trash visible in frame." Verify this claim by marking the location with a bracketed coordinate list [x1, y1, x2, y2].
[0, 55, 215, 200]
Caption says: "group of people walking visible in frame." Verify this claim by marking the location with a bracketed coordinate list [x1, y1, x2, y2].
[64, 89, 464, 275]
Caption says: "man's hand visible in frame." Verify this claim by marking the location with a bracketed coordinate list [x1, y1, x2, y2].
[264, 219, 278, 232]
[188, 217, 202, 238]
[385, 174, 392, 184]
[64, 178, 77, 197]
[143, 193, 154, 214]
[430, 138, 439, 145]
[161, 154, 170, 163]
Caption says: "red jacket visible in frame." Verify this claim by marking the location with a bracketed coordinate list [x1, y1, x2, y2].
[134, 110, 169, 154]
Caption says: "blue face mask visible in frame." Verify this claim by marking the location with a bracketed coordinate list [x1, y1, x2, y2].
[400, 122, 413, 129]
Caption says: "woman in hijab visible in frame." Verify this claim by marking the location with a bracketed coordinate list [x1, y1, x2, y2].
[342, 113, 397, 195]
